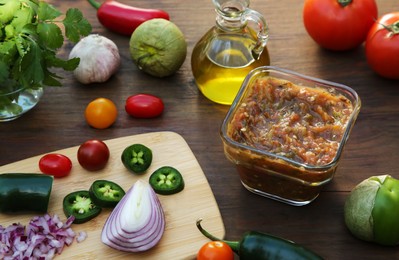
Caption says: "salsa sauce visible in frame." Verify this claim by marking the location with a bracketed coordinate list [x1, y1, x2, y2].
[224, 76, 355, 204]
[229, 76, 354, 166]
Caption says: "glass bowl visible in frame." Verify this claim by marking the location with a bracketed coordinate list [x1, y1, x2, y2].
[220, 66, 361, 206]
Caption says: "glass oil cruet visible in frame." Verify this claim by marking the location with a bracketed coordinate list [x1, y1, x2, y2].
[191, 0, 270, 105]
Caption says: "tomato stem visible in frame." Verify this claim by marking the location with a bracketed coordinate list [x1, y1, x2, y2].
[380, 20, 399, 37]
[337, 0, 352, 7]
[391, 20, 399, 35]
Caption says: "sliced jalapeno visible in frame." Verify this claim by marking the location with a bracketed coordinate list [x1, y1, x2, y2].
[121, 144, 153, 174]
[149, 166, 185, 195]
[89, 180, 126, 208]
[63, 190, 102, 224]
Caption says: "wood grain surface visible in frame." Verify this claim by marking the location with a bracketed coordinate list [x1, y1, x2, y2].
[0, 132, 224, 259]
[1, 0, 399, 259]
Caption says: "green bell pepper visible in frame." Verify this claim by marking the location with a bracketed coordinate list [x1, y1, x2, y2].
[196, 219, 323, 260]
[0, 173, 53, 213]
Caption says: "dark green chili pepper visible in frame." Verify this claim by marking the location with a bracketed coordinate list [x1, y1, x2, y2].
[196, 219, 324, 260]
[121, 144, 152, 174]
[89, 180, 125, 208]
[149, 166, 184, 195]
[63, 190, 102, 224]
[0, 173, 53, 213]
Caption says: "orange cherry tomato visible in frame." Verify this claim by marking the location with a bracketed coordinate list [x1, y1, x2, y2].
[197, 241, 234, 260]
[85, 98, 118, 129]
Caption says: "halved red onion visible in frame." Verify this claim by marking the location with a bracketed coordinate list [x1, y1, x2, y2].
[101, 180, 165, 252]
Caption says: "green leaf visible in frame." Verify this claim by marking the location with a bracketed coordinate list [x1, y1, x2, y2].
[11, 4, 35, 32]
[37, 22, 63, 50]
[0, 61, 10, 83]
[42, 69, 62, 86]
[63, 8, 92, 43]
[0, 0, 20, 24]
[1, 0, 92, 91]
[0, 41, 18, 64]
[14, 35, 28, 57]
[37, 1, 61, 21]
[44, 51, 80, 71]
[21, 23, 38, 37]
[17, 41, 44, 86]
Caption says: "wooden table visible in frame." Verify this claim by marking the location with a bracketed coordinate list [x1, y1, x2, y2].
[1, 0, 398, 259]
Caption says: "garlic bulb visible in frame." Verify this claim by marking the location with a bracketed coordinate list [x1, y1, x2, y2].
[69, 34, 120, 84]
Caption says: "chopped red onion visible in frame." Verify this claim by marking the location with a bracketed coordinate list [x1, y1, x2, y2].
[76, 231, 88, 243]
[0, 214, 83, 259]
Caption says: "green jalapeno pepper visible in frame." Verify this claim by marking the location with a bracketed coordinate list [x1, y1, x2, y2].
[63, 190, 102, 224]
[89, 180, 126, 208]
[196, 219, 323, 260]
[121, 144, 152, 174]
[149, 166, 184, 195]
[0, 173, 53, 213]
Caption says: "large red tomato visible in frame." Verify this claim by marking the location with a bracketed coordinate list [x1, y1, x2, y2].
[303, 0, 378, 51]
[365, 12, 399, 80]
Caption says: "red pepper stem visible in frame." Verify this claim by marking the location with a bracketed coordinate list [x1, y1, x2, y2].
[87, 0, 101, 10]
[196, 219, 240, 254]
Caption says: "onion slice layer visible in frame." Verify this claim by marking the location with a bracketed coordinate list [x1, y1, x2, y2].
[101, 180, 165, 252]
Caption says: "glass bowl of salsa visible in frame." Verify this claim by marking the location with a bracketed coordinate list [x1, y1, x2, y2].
[220, 66, 361, 206]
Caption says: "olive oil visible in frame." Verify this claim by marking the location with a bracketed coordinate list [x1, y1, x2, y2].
[191, 0, 270, 105]
[192, 34, 270, 105]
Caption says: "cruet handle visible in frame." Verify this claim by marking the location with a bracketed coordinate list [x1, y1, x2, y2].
[241, 9, 269, 60]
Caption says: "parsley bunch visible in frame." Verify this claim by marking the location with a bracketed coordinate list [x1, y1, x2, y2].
[0, 0, 92, 96]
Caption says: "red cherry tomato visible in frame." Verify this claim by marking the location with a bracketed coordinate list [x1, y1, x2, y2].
[197, 241, 234, 260]
[39, 153, 72, 178]
[303, 0, 378, 51]
[77, 139, 110, 171]
[125, 94, 164, 118]
[365, 12, 399, 80]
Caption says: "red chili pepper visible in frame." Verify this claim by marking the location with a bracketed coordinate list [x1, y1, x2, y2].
[87, 0, 170, 36]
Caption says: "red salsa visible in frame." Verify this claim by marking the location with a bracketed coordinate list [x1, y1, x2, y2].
[228, 76, 354, 166]
[223, 75, 356, 204]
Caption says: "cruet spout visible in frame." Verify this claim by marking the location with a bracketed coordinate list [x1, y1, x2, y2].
[213, 0, 269, 60]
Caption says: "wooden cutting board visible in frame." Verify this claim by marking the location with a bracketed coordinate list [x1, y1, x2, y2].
[0, 131, 225, 259]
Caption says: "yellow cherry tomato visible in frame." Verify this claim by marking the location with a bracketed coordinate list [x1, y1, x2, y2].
[85, 98, 118, 129]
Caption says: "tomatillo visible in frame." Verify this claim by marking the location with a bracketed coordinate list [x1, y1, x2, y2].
[344, 175, 399, 246]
